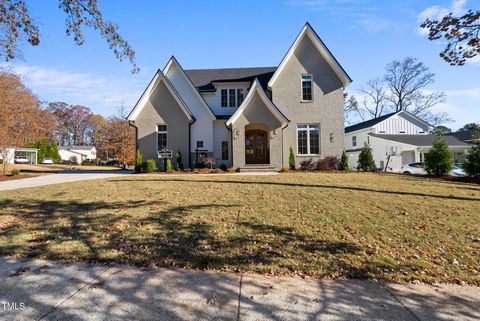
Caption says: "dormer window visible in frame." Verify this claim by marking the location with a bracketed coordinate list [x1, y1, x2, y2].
[301, 74, 313, 101]
[221, 88, 244, 107]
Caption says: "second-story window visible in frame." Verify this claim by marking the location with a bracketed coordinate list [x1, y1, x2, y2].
[229, 89, 236, 107]
[221, 89, 228, 107]
[157, 124, 168, 151]
[301, 74, 313, 101]
[352, 136, 357, 147]
[237, 89, 244, 106]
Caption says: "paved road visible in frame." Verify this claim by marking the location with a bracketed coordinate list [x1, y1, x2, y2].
[0, 170, 133, 191]
[0, 258, 478, 321]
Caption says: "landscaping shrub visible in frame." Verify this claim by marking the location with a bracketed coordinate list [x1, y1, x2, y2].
[141, 160, 157, 173]
[463, 142, 480, 178]
[424, 137, 453, 177]
[10, 169, 20, 176]
[358, 143, 376, 172]
[340, 150, 350, 171]
[175, 151, 184, 171]
[82, 159, 97, 166]
[166, 159, 174, 172]
[219, 163, 227, 171]
[300, 158, 315, 171]
[289, 146, 296, 170]
[227, 167, 236, 173]
[315, 156, 339, 171]
[280, 165, 289, 172]
[135, 150, 143, 173]
[203, 157, 216, 169]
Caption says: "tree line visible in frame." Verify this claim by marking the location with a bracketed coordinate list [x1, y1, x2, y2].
[0, 68, 135, 165]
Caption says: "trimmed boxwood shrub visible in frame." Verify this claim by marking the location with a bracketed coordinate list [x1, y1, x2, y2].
[142, 160, 157, 173]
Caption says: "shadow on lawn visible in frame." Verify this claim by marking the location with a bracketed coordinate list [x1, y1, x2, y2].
[0, 198, 360, 273]
[0, 199, 479, 320]
[111, 178, 480, 202]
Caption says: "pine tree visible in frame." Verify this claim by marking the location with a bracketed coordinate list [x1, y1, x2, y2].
[176, 151, 184, 171]
[358, 143, 376, 172]
[340, 150, 350, 171]
[289, 146, 296, 170]
[424, 137, 453, 176]
[135, 149, 143, 173]
[463, 142, 480, 178]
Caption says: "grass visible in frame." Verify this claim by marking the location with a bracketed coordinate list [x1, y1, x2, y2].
[0, 172, 479, 284]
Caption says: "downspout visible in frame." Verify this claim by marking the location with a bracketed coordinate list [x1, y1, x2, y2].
[224, 121, 233, 168]
[188, 123, 192, 169]
[128, 120, 138, 166]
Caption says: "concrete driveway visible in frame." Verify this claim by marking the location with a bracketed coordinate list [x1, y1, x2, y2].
[0, 257, 478, 321]
[0, 170, 133, 191]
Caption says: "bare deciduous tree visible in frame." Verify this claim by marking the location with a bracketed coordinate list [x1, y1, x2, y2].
[359, 78, 389, 119]
[0, 0, 138, 72]
[421, 9, 480, 66]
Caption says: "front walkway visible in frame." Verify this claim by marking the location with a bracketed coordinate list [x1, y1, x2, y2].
[1, 257, 478, 321]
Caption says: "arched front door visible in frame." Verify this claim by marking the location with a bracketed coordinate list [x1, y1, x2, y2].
[245, 130, 268, 164]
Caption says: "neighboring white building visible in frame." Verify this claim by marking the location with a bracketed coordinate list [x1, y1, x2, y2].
[58, 146, 97, 164]
[345, 111, 471, 171]
[0, 147, 38, 164]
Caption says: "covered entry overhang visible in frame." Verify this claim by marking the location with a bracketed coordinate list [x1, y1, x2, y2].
[226, 79, 289, 168]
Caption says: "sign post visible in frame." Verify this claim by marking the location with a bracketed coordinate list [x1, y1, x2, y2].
[158, 149, 173, 172]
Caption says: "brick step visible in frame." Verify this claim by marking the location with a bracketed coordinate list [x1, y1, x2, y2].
[239, 164, 277, 173]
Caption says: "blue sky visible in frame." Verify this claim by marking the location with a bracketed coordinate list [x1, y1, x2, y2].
[6, 0, 480, 130]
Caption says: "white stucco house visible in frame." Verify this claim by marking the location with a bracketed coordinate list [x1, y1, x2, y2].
[58, 146, 97, 164]
[345, 111, 471, 171]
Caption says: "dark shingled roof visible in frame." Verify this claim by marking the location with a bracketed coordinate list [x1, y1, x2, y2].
[447, 129, 480, 142]
[370, 134, 470, 147]
[185, 67, 277, 92]
[58, 145, 95, 151]
[345, 111, 399, 133]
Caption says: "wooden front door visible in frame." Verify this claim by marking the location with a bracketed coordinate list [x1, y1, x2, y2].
[245, 130, 268, 164]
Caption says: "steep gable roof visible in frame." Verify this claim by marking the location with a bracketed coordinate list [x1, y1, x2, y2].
[268, 22, 352, 88]
[226, 79, 289, 128]
[185, 67, 276, 92]
[127, 69, 194, 122]
[345, 110, 433, 134]
[163, 56, 216, 120]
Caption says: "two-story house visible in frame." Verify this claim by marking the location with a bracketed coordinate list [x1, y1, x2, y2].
[127, 23, 352, 171]
[345, 111, 470, 171]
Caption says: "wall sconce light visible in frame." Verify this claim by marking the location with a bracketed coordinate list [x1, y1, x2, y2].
[329, 133, 334, 144]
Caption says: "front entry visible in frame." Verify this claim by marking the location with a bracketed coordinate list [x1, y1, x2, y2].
[245, 130, 268, 164]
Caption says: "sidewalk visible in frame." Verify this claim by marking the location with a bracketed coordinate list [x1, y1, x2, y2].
[0, 258, 478, 321]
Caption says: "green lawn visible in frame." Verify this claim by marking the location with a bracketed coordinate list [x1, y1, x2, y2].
[0, 172, 479, 284]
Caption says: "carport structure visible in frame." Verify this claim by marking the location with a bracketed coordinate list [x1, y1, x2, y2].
[13, 147, 38, 164]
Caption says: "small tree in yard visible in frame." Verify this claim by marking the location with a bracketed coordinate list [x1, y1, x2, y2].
[289, 146, 295, 170]
[340, 150, 350, 171]
[358, 143, 376, 172]
[463, 143, 480, 178]
[424, 137, 453, 177]
[166, 159, 174, 172]
[176, 151, 184, 171]
[135, 149, 142, 173]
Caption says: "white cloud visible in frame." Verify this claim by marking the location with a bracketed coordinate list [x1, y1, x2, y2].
[417, 0, 467, 36]
[4, 64, 145, 115]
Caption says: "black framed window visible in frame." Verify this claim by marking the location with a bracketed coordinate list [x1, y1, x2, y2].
[221, 141, 228, 160]
[229, 89, 236, 107]
[221, 89, 228, 107]
[157, 124, 167, 151]
[196, 141, 203, 149]
[301, 74, 313, 101]
[236, 89, 244, 106]
[297, 124, 320, 155]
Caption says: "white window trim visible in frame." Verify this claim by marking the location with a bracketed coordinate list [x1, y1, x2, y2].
[296, 124, 320, 156]
[156, 123, 168, 152]
[301, 74, 314, 102]
[352, 135, 357, 147]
